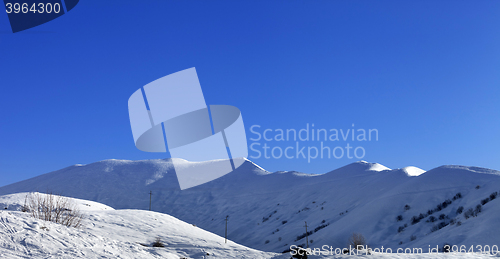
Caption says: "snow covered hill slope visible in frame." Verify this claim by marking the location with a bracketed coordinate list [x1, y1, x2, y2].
[0, 192, 114, 212]
[0, 193, 277, 258]
[1, 159, 500, 255]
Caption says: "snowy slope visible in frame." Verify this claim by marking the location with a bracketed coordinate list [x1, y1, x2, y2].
[1, 159, 500, 256]
[0, 193, 277, 259]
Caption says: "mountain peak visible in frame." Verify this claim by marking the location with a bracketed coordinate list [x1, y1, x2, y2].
[401, 166, 426, 176]
[353, 160, 391, 172]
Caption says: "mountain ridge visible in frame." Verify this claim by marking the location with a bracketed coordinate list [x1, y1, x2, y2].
[0, 159, 499, 253]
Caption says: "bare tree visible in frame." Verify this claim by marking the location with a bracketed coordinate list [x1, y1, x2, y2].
[348, 233, 367, 250]
[24, 192, 83, 228]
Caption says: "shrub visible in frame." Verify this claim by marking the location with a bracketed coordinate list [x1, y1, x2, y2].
[427, 209, 434, 215]
[314, 223, 329, 233]
[475, 185, 480, 189]
[396, 215, 403, 222]
[25, 192, 83, 228]
[265, 240, 270, 244]
[282, 220, 288, 224]
[474, 204, 482, 215]
[348, 233, 366, 249]
[397, 226, 405, 233]
[410, 235, 417, 241]
[431, 221, 449, 232]
[439, 214, 446, 220]
[464, 208, 474, 219]
[438, 222, 448, 229]
[295, 231, 313, 241]
[404, 204, 411, 211]
[456, 206, 464, 214]
[481, 198, 490, 205]
[427, 216, 436, 223]
[21, 195, 29, 212]
[490, 192, 498, 200]
[411, 216, 420, 225]
[442, 199, 452, 209]
[152, 237, 165, 247]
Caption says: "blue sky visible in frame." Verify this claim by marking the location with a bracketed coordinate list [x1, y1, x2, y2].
[1, 1, 499, 186]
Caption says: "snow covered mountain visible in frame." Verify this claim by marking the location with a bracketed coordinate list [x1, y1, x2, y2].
[1, 159, 500, 255]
